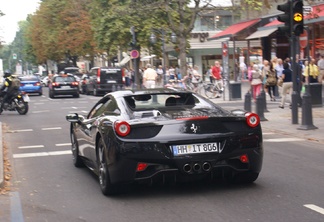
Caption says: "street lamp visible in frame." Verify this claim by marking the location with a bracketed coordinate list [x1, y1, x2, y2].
[149, 30, 177, 85]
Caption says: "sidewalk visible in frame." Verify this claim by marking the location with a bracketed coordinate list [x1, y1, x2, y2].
[211, 80, 324, 144]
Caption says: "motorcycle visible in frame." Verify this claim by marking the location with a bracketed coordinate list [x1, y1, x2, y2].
[0, 90, 30, 115]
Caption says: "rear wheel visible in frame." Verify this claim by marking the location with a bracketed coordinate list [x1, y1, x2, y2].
[97, 138, 119, 195]
[16, 101, 28, 115]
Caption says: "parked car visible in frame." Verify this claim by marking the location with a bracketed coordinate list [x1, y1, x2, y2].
[82, 67, 124, 96]
[19, 75, 43, 95]
[66, 88, 263, 195]
[48, 74, 79, 98]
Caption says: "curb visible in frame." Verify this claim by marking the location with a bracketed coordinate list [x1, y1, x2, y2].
[0, 122, 3, 188]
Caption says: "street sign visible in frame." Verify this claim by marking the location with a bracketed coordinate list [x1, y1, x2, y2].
[299, 30, 308, 49]
[303, 6, 312, 14]
[13, 53, 17, 60]
[130, 50, 139, 59]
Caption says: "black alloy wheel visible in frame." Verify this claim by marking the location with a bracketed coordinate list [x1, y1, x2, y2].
[97, 138, 118, 195]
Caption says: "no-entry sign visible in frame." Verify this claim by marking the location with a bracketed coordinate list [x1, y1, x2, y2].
[299, 30, 308, 49]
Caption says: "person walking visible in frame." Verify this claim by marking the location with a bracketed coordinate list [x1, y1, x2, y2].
[143, 63, 157, 88]
[251, 64, 263, 102]
[191, 65, 202, 93]
[156, 65, 164, 87]
[279, 62, 293, 109]
[304, 58, 319, 84]
[317, 55, 324, 83]
[211, 60, 224, 98]
[265, 62, 277, 101]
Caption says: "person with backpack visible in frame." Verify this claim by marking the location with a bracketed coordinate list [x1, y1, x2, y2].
[1, 69, 20, 109]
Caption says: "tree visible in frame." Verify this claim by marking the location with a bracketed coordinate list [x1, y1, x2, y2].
[27, 0, 96, 67]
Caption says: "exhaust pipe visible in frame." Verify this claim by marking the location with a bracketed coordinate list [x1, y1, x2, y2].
[183, 164, 192, 173]
[202, 162, 212, 172]
[193, 163, 201, 172]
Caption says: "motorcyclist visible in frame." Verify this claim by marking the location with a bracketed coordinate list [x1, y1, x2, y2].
[1, 69, 17, 109]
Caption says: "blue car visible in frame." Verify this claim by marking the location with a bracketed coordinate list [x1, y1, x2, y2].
[19, 75, 43, 95]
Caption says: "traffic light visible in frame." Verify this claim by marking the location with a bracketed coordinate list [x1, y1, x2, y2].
[277, 1, 292, 35]
[292, 0, 304, 36]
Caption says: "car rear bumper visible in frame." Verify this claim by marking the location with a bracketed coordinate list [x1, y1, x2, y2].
[108, 141, 263, 185]
[53, 88, 79, 95]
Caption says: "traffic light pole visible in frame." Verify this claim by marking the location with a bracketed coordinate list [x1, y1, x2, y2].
[291, 34, 298, 124]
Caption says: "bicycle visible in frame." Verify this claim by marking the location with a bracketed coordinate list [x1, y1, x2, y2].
[203, 79, 226, 99]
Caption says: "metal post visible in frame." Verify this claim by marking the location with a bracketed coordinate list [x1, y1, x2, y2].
[244, 91, 252, 112]
[298, 26, 317, 130]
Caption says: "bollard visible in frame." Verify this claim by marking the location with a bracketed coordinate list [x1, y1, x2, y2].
[112, 85, 116, 92]
[244, 91, 252, 112]
[117, 85, 121, 91]
[256, 95, 267, 121]
[260, 89, 269, 112]
[297, 90, 318, 130]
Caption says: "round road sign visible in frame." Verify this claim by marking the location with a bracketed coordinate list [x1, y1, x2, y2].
[299, 30, 308, 49]
[130, 50, 139, 59]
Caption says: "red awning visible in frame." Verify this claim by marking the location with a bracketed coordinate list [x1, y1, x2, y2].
[264, 19, 282, 27]
[208, 18, 260, 40]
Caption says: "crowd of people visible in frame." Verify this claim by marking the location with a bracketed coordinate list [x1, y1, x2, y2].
[245, 55, 323, 109]
[122, 54, 324, 108]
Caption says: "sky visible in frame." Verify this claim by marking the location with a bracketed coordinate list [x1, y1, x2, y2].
[0, 0, 40, 44]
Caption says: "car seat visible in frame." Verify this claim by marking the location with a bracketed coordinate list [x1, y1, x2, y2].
[165, 97, 177, 106]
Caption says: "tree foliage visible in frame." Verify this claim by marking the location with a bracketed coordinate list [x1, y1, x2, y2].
[27, 0, 96, 66]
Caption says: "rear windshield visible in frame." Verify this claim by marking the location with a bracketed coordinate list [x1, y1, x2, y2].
[54, 76, 76, 82]
[19, 76, 40, 81]
[124, 93, 214, 110]
[100, 68, 121, 74]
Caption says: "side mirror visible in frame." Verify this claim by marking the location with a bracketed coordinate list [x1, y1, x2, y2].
[66, 113, 84, 123]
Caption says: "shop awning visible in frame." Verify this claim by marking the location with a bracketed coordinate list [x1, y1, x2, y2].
[246, 27, 278, 40]
[208, 18, 260, 41]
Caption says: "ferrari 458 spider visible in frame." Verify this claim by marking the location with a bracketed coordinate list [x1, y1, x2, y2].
[66, 88, 263, 195]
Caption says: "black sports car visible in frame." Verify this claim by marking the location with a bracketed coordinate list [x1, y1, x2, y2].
[66, 88, 263, 195]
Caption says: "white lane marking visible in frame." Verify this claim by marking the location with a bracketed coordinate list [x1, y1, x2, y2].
[263, 138, 306, 142]
[263, 132, 275, 135]
[11, 129, 33, 132]
[56, 143, 71, 146]
[304, 204, 324, 215]
[32, 110, 50, 113]
[13, 150, 72, 159]
[18, 145, 44, 149]
[41, 127, 62, 130]
[34, 102, 45, 105]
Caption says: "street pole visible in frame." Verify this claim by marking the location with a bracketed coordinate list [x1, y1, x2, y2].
[291, 34, 298, 124]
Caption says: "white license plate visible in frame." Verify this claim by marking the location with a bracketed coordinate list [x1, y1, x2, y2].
[172, 142, 224, 156]
[61, 85, 71, 89]
[107, 80, 117, 83]
[23, 95, 30, 102]
[26, 84, 33, 87]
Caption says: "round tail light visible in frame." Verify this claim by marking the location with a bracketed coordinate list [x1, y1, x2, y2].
[245, 112, 260, 128]
[114, 121, 131, 137]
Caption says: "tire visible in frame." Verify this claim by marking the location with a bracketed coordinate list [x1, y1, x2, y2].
[204, 84, 215, 99]
[97, 138, 119, 195]
[16, 100, 28, 115]
[74, 93, 80, 98]
[70, 129, 83, 167]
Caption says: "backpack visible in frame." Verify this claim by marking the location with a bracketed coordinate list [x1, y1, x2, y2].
[10, 77, 21, 90]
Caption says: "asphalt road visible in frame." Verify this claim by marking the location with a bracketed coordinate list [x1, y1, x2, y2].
[0, 88, 323, 222]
